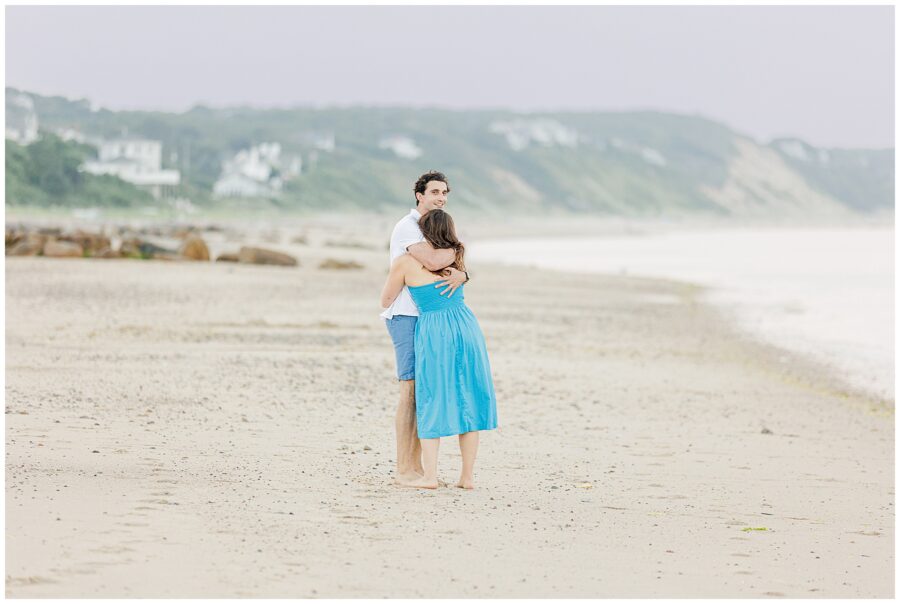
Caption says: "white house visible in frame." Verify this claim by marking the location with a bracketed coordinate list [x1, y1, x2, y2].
[213, 142, 300, 198]
[81, 137, 181, 199]
[378, 135, 423, 160]
[5, 93, 39, 145]
[54, 127, 91, 145]
[488, 119, 580, 151]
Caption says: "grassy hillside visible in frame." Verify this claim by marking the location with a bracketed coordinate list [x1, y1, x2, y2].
[6, 87, 894, 217]
[6, 134, 155, 208]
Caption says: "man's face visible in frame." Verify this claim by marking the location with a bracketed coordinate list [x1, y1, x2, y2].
[416, 180, 449, 214]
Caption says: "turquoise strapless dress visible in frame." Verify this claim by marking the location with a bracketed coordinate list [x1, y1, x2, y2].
[407, 283, 498, 439]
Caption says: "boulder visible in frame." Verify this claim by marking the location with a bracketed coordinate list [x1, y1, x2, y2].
[132, 241, 179, 260]
[118, 238, 179, 260]
[7, 240, 42, 256]
[318, 258, 364, 270]
[179, 234, 210, 261]
[6, 228, 22, 248]
[61, 230, 110, 256]
[215, 252, 240, 263]
[94, 247, 122, 259]
[119, 238, 144, 259]
[237, 246, 298, 267]
[139, 241, 176, 258]
[7, 233, 46, 256]
[43, 239, 84, 258]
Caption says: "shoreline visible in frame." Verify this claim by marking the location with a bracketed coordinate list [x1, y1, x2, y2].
[5, 248, 893, 597]
[506, 265, 892, 407]
[469, 229, 894, 404]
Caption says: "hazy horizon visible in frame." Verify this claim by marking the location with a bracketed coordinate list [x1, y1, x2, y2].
[5, 5, 895, 149]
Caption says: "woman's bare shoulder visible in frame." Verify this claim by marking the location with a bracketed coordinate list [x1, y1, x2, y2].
[393, 254, 440, 286]
[392, 253, 421, 269]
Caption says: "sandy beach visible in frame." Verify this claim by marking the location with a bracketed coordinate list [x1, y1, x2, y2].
[5, 224, 894, 597]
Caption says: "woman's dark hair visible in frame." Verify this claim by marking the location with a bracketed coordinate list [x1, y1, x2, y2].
[418, 209, 465, 273]
[413, 170, 450, 205]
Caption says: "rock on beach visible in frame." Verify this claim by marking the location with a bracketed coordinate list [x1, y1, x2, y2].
[179, 234, 210, 261]
[42, 239, 84, 258]
[237, 246, 298, 267]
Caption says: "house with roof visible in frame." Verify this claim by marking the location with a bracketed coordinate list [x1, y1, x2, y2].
[213, 142, 301, 198]
[81, 138, 180, 199]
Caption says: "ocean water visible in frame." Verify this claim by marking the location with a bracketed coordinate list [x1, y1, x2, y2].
[470, 227, 894, 400]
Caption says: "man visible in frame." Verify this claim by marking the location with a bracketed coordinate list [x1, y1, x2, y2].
[382, 170, 468, 485]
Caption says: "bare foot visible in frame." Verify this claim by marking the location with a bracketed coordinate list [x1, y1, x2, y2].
[394, 470, 423, 486]
[401, 476, 439, 489]
[456, 477, 475, 490]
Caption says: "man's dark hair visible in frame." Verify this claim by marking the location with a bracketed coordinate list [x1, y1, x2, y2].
[413, 171, 450, 205]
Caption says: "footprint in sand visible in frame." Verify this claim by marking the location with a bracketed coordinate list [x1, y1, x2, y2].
[138, 498, 178, 505]
[89, 545, 135, 554]
[7, 576, 57, 587]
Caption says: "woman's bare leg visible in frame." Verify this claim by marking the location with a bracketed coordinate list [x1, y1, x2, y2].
[457, 431, 479, 489]
[403, 437, 440, 489]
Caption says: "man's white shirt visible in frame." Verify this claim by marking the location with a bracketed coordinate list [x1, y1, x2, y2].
[380, 209, 425, 320]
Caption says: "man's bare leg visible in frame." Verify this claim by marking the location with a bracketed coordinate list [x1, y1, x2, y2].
[456, 431, 479, 489]
[403, 437, 440, 489]
[394, 379, 424, 484]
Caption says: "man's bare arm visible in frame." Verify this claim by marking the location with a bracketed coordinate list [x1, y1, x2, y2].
[380, 255, 410, 308]
[433, 266, 467, 297]
[406, 241, 455, 272]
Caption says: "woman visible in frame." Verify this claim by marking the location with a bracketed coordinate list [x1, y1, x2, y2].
[380, 210, 498, 490]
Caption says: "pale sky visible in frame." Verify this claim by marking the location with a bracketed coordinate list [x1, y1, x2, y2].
[5, 5, 895, 148]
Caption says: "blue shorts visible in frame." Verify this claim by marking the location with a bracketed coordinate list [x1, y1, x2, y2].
[385, 315, 417, 381]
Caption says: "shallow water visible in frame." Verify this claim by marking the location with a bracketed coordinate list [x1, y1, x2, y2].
[470, 227, 894, 400]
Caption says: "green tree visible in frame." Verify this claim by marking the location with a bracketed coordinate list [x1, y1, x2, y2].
[23, 134, 89, 195]
[6, 134, 154, 207]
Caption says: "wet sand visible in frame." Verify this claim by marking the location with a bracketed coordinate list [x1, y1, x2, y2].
[5, 228, 894, 597]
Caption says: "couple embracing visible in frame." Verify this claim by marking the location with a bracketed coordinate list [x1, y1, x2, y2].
[380, 171, 498, 490]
